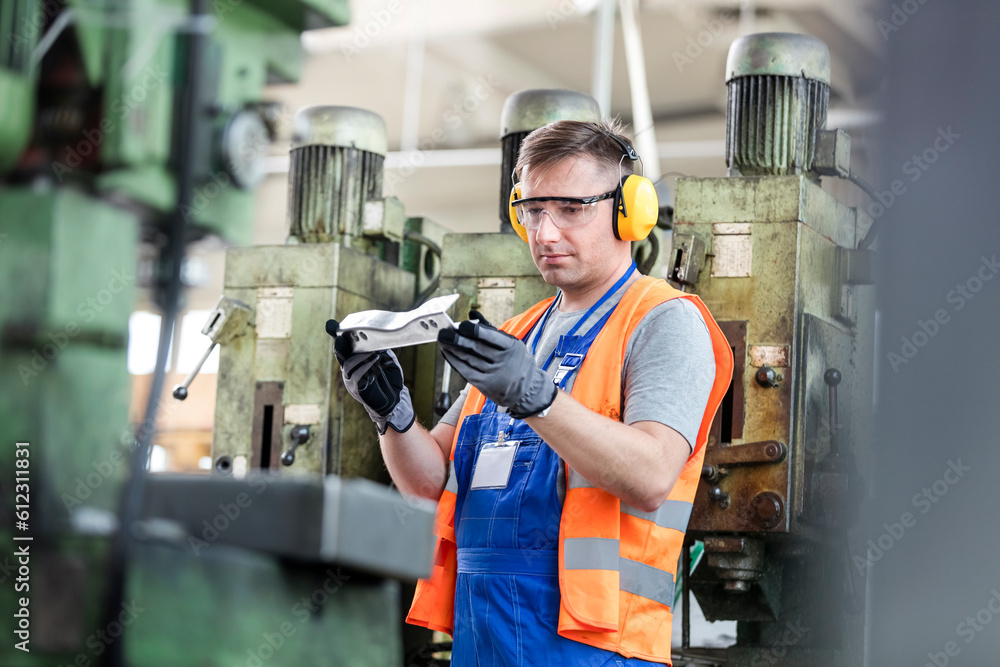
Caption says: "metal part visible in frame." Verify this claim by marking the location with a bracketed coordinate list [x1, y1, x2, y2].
[281, 424, 311, 465]
[814, 128, 852, 178]
[755, 366, 780, 388]
[825, 369, 841, 455]
[712, 223, 753, 277]
[704, 536, 764, 582]
[706, 440, 787, 467]
[403, 220, 446, 308]
[338, 293, 459, 353]
[364, 196, 406, 243]
[725, 32, 831, 84]
[476, 278, 516, 325]
[750, 491, 785, 529]
[690, 536, 785, 623]
[174, 297, 255, 400]
[668, 232, 706, 286]
[499, 89, 601, 138]
[203, 295, 256, 343]
[749, 344, 790, 368]
[725, 33, 831, 177]
[287, 106, 387, 243]
[291, 105, 388, 154]
[809, 367, 864, 530]
[708, 486, 730, 508]
[172, 341, 216, 400]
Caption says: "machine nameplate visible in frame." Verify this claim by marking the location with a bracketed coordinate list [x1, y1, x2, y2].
[476, 278, 516, 325]
[712, 224, 752, 278]
[256, 287, 294, 339]
[285, 404, 322, 424]
[750, 345, 790, 367]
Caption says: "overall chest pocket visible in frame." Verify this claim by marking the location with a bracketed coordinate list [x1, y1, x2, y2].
[454, 437, 544, 549]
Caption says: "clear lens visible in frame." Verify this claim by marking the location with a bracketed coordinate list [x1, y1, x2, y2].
[516, 200, 600, 230]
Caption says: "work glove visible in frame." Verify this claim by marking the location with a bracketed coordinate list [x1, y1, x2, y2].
[437, 314, 557, 420]
[325, 319, 415, 434]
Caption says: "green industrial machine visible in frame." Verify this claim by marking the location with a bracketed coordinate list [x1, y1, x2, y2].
[197, 105, 447, 479]
[669, 33, 875, 667]
[0, 2, 438, 666]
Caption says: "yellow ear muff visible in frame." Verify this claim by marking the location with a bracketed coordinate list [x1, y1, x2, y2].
[509, 183, 529, 242]
[614, 174, 658, 242]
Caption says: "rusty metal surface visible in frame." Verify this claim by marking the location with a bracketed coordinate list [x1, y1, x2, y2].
[706, 440, 786, 467]
[749, 344, 790, 368]
[710, 320, 746, 444]
[677, 176, 874, 540]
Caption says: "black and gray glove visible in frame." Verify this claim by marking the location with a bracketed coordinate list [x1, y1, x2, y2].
[326, 320, 414, 435]
[437, 317, 557, 419]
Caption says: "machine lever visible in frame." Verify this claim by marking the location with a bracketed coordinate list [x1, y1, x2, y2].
[172, 295, 253, 400]
[825, 368, 841, 456]
[281, 425, 310, 466]
[172, 341, 217, 401]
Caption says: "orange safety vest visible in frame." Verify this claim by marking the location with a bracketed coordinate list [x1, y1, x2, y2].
[407, 276, 734, 664]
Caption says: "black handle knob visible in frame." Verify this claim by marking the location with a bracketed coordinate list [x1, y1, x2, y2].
[172, 385, 188, 401]
[281, 425, 311, 466]
[755, 366, 779, 388]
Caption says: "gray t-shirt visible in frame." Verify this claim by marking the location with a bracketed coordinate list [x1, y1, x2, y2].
[440, 273, 717, 452]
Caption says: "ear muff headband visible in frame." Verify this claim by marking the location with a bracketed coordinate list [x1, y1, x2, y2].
[604, 132, 657, 242]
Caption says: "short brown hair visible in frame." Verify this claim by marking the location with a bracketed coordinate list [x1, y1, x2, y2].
[514, 118, 635, 186]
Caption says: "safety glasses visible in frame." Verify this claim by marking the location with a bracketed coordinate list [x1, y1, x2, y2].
[511, 190, 616, 230]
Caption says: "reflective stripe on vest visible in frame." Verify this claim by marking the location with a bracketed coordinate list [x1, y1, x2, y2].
[564, 537, 676, 608]
[568, 469, 694, 532]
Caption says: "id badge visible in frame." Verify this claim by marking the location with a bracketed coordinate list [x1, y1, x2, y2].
[470, 441, 520, 490]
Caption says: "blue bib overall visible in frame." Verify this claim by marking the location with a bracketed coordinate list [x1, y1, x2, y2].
[449, 268, 659, 666]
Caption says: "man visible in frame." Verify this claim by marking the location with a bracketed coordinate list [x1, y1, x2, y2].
[327, 120, 733, 665]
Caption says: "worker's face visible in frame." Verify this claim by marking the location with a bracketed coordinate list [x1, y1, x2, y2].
[522, 156, 630, 296]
